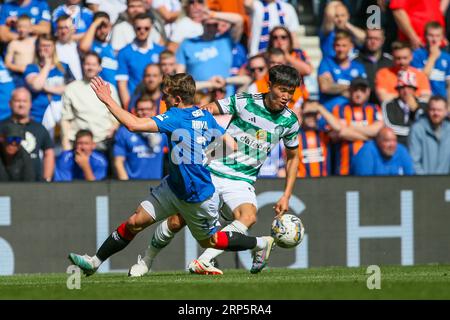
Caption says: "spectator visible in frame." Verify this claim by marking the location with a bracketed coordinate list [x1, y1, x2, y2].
[54, 129, 108, 181]
[355, 28, 393, 104]
[129, 64, 165, 114]
[0, 122, 35, 182]
[4, 15, 37, 87]
[247, 0, 301, 56]
[0, 0, 51, 43]
[0, 88, 54, 181]
[159, 50, 176, 76]
[382, 70, 428, 146]
[86, 0, 127, 25]
[267, 25, 313, 77]
[52, 0, 94, 41]
[24, 34, 70, 135]
[79, 11, 118, 88]
[318, 30, 367, 111]
[411, 22, 450, 101]
[111, 0, 163, 52]
[248, 48, 308, 115]
[246, 54, 268, 83]
[166, 0, 206, 53]
[0, 58, 15, 121]
[297, 99, 367, 177]
[390, 0, 444, 49]
[61, 52, 119, 152]
[332, 77, 384, 175]
[114, 95, 166, 180]
[175, 12, 243, 97]
[207, 0, 250, 40]
[408, 96, 450, 175]
[351, 127, 414, 176]
[375, 41, 431, 103]
[116, 13, 165, 109]
[55, 15, 82, 81]
[151, 0, 181, 41]
[319, 0, 365, 59]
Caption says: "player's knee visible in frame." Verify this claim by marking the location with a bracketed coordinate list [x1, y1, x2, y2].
[239, 212, 257, 228]
[168, 214, 185, 233]
[126, 215, 139, 232]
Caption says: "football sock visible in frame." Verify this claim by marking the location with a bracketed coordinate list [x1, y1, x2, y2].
[143, 220, 174, 266]
[255, 237, 268, 250]
[96, 222, 135, 261]
[91, 255, 102, 268]
[214, 231, 257, 251]
[198, 220, 248, 262]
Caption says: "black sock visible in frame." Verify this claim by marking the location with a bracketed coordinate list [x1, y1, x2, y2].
[216, 231, 257, 251]
[96, 230, 131, 261]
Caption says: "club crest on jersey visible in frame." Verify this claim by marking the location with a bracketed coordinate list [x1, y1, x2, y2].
[256, 129, 267, 141]
[192, 109, 204, 118]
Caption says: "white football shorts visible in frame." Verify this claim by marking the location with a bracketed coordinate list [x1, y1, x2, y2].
[140, 176, 221, 240]
[211, 173, 258, 222]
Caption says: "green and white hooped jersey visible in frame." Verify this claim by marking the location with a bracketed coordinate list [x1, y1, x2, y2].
[207, 92, 300, 184]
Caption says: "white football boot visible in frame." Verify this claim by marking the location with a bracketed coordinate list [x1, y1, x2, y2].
[250, 236, 275, 274]
[188, 259, 223, 275]
[128, 255, 152, 277]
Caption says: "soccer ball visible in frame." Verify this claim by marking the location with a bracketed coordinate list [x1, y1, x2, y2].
[271, 214, 305, 248]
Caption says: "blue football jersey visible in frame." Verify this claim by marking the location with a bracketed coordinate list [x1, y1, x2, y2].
[152, 106, 225, 203]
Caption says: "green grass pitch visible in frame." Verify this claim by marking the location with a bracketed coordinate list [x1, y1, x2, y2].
[1, 265, 449, 299]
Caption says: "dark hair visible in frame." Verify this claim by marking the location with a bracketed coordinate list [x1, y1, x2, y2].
[391, 41, 412, 52]
[93, 11, 110, 21]
[136, 94, 155, 107]
[425, 21, 443, 35]
[248, 53, 267, 65]
[56, 14, 71, 25]
[268, 65, 300, 88]
[428, 95, 447, 106]
[133, 12, 152, 24]
[268, 26, 293, 52]
[82, 51, 102, 65]
[163, 73, 196, 105]
[75, 129, 94, 142]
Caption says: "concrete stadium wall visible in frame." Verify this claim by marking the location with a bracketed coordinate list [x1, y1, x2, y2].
[0, 176, 449, 275]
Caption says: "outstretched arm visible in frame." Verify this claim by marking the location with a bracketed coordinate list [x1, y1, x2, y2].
[90, 77, 159, 132]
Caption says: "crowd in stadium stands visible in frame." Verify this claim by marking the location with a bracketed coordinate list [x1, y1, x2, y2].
[0, 0, 449, 182]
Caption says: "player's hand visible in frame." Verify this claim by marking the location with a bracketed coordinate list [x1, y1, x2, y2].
[274, 195, 290, 217]
[91, 76, 112, 104]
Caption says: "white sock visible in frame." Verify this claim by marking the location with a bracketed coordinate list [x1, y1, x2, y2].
[92, 255, 102, 268]
[198, 220, 249, 262]
[255, 237, 268, 250]
[143, 220, 174, 266]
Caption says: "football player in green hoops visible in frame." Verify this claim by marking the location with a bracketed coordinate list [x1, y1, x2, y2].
[128, 65, 301, 276]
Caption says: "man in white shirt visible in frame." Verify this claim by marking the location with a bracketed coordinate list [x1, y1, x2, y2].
[166, 0, 205, 53]
[55, 15, 82, 80]
[61, 52, 119, 151]
[110, 0, 162, 52]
